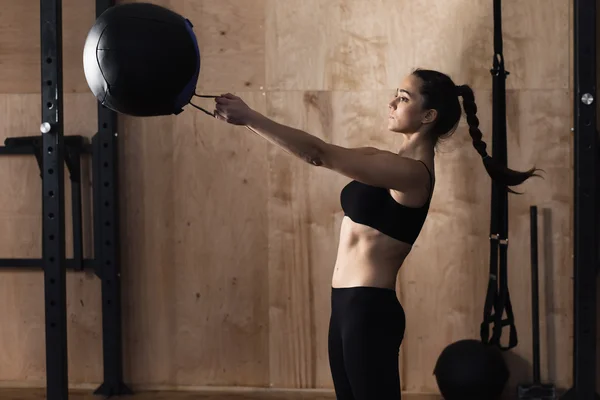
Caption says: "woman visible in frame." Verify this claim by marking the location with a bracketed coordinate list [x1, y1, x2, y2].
[212, 69, 538, 399]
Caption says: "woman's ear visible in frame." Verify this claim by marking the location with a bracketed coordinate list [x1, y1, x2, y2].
[422, 109, 438, 125]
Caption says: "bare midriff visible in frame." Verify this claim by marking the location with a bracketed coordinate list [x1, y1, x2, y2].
[331, 216, 413, 290]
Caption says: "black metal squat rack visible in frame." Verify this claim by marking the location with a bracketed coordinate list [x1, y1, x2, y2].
[0, 1, 131, 399]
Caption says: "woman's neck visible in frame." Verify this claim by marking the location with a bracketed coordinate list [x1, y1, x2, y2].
[397, 131, 435, 160]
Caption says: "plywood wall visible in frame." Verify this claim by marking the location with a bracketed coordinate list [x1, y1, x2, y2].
[0, 0, 574, 397]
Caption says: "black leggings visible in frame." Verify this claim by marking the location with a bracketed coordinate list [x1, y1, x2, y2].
[328, 286, 406, 400]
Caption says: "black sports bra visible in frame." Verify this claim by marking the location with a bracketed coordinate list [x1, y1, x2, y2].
[340, 160, 433, 245]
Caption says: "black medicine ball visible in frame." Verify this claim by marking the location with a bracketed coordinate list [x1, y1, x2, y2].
[83, 2, 201, 117]
[433, 339, 509, 400]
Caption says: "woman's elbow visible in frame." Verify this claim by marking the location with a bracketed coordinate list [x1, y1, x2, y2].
[307, 141, 333, 167]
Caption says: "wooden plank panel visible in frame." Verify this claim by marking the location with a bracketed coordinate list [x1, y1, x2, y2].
[0, 0, 575, 394]
[191, 0, 266, 93]
[569, 0, 574, 89]
[266, 0, 335, 92]
[0, 0, 265, 94]
[398, 88, 573, 393]
[411, 0, 570, 91]
[266, 89, 397, 388]
[266, 0, 413, 91]
[118, 91, 270, 386]
[0, 0, 95, 94]
[266, 93, 326, 389]
[267, 0, 569, 92]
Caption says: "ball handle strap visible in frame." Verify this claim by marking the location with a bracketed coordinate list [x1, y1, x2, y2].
[189, 93, 217, 116]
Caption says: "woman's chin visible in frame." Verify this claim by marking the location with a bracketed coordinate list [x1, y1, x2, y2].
[387, 120, 402, 132]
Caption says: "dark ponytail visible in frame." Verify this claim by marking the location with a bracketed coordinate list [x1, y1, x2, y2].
[456, 84, 542, 192]
[412, 69, 542, 193]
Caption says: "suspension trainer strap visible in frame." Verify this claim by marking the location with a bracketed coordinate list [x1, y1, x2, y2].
[480, 0, 518, 351]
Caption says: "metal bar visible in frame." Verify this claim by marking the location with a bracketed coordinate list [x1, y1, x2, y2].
[4, 136, 42, 147]
[0, 140, 91, 156]
[40, 0, 68, 399]
[68, 148, 84, 271]
[93, 0, 131, 395]
[0, 258, 97, 269]
[529, 206, 540, 384]
[561, 0, 599, 398]
[93, 105, 132, 397]
[0, 146, 37, 155]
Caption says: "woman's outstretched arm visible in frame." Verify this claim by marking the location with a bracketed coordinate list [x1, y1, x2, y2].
[214, 93, 428, 192]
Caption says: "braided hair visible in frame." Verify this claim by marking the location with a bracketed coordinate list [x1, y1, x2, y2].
[412, 68, 541, 191]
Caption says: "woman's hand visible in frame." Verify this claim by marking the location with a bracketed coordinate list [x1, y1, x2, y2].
[213, 93, 256, 126]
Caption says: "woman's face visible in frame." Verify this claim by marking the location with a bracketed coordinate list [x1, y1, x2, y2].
[387, 74, 429, 134]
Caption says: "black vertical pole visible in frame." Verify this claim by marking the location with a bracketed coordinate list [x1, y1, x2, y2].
[65, 142, 84, 271]
[92, 109, 132, 396]
[40, 0, 69, 399]
[529, 206, 540, 385]
[93, 0, 132, 396]
[561, 0, 599, 398]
